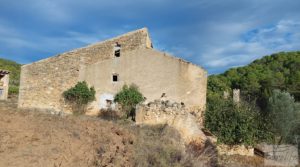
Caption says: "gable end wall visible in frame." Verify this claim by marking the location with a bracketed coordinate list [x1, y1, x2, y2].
[18, 28, 151, 112]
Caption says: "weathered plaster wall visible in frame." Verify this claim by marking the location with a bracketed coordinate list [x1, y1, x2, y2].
[81, 48, 207, 115]
[18, 28, 152, 112]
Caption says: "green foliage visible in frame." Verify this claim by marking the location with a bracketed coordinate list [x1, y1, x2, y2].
[0, 58, 21, 95]
[205, 51, 300, 146]
[208, 51, 300, 110]
[268, 90, 300, 144]
[8, 86, 19, 95]
[205, 99, 273, 146]
[63, 81, 95, 114]
[114, 84, 144, 121]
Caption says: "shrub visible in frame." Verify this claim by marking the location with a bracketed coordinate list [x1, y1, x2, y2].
[268, 90, 300, 144]
[8, 86, 19, 95]
[205, 99, 272, 146]
[63, 81, 95, 114]
[114, 84, 144, 121]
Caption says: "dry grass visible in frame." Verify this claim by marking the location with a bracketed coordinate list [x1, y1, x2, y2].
[0, 97, 217, 167]
[0, 97, 279, 167]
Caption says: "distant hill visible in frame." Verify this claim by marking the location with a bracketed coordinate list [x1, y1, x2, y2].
[208, 51, 300, 109]
[0, 58, 21, 94]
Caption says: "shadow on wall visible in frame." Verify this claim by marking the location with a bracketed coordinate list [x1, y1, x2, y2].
[98, 108, 120, 121]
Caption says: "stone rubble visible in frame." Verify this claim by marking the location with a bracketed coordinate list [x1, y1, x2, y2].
[136, 99, 207, 146]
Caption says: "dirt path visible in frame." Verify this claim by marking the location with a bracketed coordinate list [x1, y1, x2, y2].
[0, 98, 135, 167]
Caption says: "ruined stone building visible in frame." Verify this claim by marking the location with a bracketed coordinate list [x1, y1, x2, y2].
[18, 28, 207, 115]
[0, 70, 9, 100]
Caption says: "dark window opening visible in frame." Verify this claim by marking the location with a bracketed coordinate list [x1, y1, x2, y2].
[115, 50, 120, 57]
[114, 43, 121, 57]
[112, 74, 118, 82]
[106, 99, 112, 108]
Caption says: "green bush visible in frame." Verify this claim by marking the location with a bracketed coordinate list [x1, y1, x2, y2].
[268, 90, 300, 144]
[8, 86, 19, 95]
[114, 84, 144, 121]
[205, 99, 272, 146]
[63, 81, 95, 114]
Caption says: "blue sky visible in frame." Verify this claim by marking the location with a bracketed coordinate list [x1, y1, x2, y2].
[0, 0, 300, 74]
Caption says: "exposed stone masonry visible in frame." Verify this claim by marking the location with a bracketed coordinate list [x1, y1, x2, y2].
[18, 28, 152, 112]
[136, 99, 207, 145]
[18, 28, 207, 119]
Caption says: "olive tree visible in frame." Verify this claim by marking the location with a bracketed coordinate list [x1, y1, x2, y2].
[268, 90, 300, 144]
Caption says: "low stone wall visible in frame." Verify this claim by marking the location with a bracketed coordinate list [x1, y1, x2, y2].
[217, 144, 254, 156]
[136, 100, 207, 145]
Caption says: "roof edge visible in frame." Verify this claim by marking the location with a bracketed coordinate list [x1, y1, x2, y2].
[152, 49, 207, 73]
[23, 27, 151, 67]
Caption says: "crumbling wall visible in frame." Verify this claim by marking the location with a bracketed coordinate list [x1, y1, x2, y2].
[0, 71, 9, 100]
[136, 99, 207, 145]
[18, 28, 152, 112]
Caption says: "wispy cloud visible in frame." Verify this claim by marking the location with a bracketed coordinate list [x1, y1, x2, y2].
[0, 0, 299, 73]
[202, 20, 300, 72]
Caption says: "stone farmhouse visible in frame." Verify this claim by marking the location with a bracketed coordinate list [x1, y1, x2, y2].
[18, 28, 207, 115]
[0, 70, 10, 100]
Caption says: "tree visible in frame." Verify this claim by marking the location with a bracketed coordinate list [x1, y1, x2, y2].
[207, 51, 300, 114]
[268, 90, 300, 144]
[205, 100, 258, 146]
[63, 81, 96, 114]
[114, 84, 144, 121]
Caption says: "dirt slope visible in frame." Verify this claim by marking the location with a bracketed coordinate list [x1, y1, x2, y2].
[0, 98, 135, 167]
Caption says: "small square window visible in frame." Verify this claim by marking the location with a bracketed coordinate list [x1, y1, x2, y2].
[114, 43, 121, 58]
[112, 74, 118, 82]
[115, 50, 120, 57]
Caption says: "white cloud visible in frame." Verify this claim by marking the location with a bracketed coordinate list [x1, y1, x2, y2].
[202, 20, 300, 71]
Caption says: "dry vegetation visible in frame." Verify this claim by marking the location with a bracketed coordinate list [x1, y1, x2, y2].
[0, 97, 135, 167]
[0, 97, 284, 167]
[0, 97, 217, 167]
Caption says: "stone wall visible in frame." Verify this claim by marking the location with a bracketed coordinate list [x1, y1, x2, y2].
[136, 99, 207, 145]
[0, 71, 9, 100]
[217, 144, 254, 156]
[18, 28, 152, 112]
[18, 27, 207, 117]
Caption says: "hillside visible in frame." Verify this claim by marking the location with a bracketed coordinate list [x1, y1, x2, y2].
[208, 51, 300, 109]
[0, 98, 218, 167]
[0, 58, 21, 94]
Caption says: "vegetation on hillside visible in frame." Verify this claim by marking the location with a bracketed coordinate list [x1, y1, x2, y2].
[0, 58, 21, 95]
[206, 51, 300, 146]
[208, 51, 300, 109]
